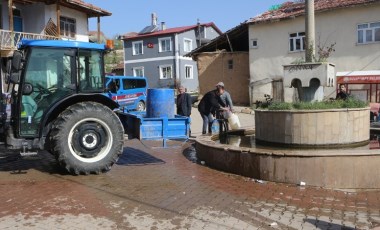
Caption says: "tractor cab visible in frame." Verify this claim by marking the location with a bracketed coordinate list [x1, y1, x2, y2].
[1, 40, 123, 175]
[9, 40, 108, 137]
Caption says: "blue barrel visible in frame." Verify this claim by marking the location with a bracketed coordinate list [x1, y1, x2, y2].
[146, 89, 175, 118]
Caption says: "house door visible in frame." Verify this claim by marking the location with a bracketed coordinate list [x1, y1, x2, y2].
[13, 9, 23, 32]
[13, 17, 23, 32]
[272, 79, 284, 102]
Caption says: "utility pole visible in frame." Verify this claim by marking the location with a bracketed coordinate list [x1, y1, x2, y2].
[305, 0, 315, 62]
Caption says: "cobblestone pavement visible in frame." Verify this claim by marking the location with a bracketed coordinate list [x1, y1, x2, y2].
[1, 139, 380, 229]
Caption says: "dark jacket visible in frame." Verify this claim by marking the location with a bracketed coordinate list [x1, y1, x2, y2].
[176, 93, 192, 117]
[336, 91, 348, 100]
[198, 90, 225, 115]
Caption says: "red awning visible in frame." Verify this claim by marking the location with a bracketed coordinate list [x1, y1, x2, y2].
[337, 71, 380, 84]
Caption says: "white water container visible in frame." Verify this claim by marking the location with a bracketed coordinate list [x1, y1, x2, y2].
[228, 113, 241, 130]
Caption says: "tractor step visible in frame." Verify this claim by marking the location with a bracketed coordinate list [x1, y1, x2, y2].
[20, 145, 38, 157]
[20, 151, 38, 157]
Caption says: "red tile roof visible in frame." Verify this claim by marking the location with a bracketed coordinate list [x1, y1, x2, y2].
[122, 32, 139, 37]
[18, 0, 111, 16]
[122, 22, 223, 40]
[248, 0, 380, 24]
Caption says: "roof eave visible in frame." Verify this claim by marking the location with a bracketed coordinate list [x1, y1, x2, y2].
[65, 0, 112, 17]
[186, 23, 248, 57]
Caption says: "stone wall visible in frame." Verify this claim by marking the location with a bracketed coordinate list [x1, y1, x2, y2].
[195, 134, 380, 189]
[255, 108, 369, 146]
[196, 51, 250, 105]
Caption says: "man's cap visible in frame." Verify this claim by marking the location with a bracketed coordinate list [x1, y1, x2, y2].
[216, 82, 224, 87]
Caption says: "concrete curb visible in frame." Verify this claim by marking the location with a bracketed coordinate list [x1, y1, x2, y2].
[238, 107, 255, 115]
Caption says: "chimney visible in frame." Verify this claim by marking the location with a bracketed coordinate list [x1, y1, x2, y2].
[161, 22, 166, 31]
[151, 13, 157, 26]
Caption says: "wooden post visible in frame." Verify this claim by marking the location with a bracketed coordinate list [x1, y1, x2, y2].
[226, 33, 233, 52]
[56, 1, 60, 38]
[305, 0, 315, 62]
[97, 16, 100, 43]
[8, 0, 14, 47]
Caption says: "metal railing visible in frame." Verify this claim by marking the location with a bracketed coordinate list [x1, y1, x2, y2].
[0, 29, 59, 50]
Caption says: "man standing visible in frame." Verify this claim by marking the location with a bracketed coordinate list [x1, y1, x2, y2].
[198, 87, 228, 134]
[176, 85, 192, 117]
[336, 84, 348, 100]
[216, 82, 234, 112]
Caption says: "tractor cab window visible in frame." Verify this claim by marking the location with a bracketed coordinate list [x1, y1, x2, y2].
[78, 50, 103, 92]
[20, 47, 75, 136]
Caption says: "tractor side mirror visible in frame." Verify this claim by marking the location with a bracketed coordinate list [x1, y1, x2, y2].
[9, 51, 23, 84]
[22, 83, 33, 95]
[11, 51, 23, 72]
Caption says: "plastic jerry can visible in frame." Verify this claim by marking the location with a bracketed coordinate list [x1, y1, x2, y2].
[211, 119, 220, 134]
[228, 113, 241, 130]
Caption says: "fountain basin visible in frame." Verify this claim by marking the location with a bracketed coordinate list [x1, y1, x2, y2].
[195, 129, 380, 189]
[255, 108, 370, 147]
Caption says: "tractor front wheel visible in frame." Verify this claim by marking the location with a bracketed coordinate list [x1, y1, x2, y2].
[50, 102, 124, 175]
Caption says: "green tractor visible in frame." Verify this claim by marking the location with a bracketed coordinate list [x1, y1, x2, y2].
[0, 40, 124, 174]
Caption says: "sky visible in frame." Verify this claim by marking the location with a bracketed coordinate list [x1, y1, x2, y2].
[87, 0, 286, 38]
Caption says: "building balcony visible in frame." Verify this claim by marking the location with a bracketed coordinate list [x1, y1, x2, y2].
[0, 29, 59, 56]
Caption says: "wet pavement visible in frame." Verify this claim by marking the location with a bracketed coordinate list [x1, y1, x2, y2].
[1, 139, 380, 229]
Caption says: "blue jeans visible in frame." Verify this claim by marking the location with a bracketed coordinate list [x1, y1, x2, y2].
[200, 112, 213, 134]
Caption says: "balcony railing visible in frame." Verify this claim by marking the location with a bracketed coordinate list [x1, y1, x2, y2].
[0, 29, 59, 51]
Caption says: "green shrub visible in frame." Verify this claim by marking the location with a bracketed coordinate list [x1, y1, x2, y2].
[267, 102, 293, 110]
[263, 98, 368, 110]
[341, 98, 368, 108]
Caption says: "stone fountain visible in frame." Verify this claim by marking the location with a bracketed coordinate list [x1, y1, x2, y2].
[195, 0, 377, 189]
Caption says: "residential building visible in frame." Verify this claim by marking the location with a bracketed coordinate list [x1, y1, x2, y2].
[248, 0, 380, 104]
[188, 24, 250, 105]
[1, 0, 111, 91]
[121, 14, 222, 92]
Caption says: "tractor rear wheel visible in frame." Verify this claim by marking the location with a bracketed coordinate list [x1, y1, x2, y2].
[50, 102, 124, 175]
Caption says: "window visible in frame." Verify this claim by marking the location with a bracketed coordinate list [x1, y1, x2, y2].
[185, 65, 193, 79]
[159, 37, 172, 52]
[132, 41, 143, 55]
[60, 16, 76, 38]
[78, 50, 104, 92]
[184, 38, 193, 52]
[159, 65, 172, 79]
[251, 39, 258, 48]
[358, 21, 380, 44]
[228, 59, 233, 70]
[289, 32, 305, 52]
[123, 79, 147, 90]
[133, 67, 144, 77]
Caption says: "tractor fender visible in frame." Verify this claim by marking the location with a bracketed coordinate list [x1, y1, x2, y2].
[39, 94, 119, 138]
